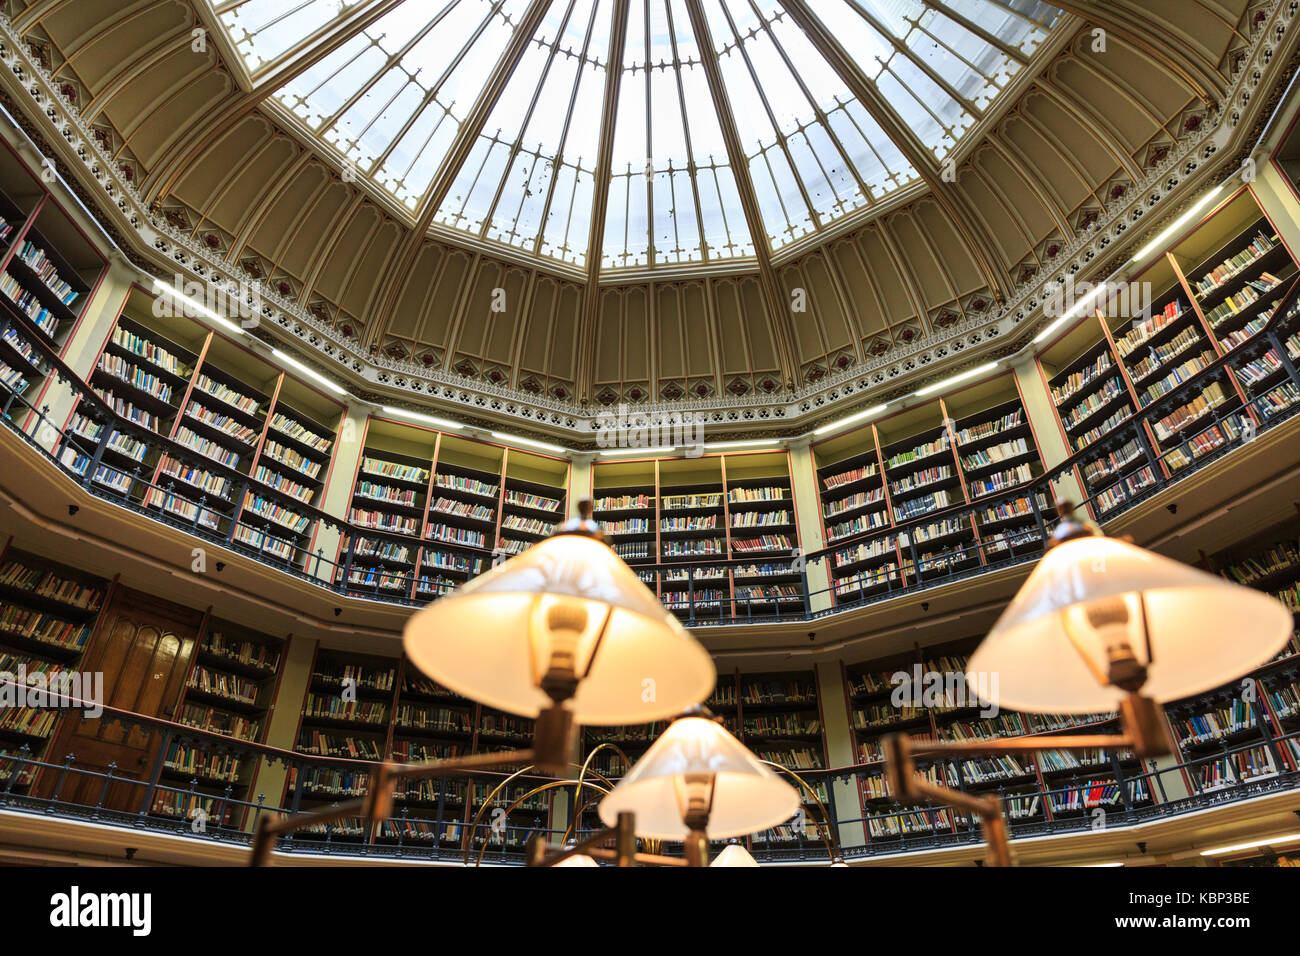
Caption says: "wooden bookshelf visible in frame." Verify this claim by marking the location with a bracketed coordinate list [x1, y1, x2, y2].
[591, 459, 656, 568]
[813, 382, 1046, 603]
[339, 420, 570, 601]
[1039, 307, 1153, 518]
[63, 286, 343, 568]
[725, 453, 802, 614]
[288, 647, 397, 841]
[161, 619, 286, 827]
[499, 452, 567, 558]
[0, 542, 111, 793]
[842, 638, 1145, 847]
[591, 453, 801, 622]
[0, 141, 108, 413]
[737, 668, 827, 850]
[943, 378, 1049, 564]
[342, 419, 435, 600]
[1177, 517, 1300, 792]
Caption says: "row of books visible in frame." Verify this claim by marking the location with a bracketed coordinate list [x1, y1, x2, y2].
[15, 240, 79, 304]
[0, 561, 103, 611]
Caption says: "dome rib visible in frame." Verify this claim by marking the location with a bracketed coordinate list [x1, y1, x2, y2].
[679, 0, 800, 391]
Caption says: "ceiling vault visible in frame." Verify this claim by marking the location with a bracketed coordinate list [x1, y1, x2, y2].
[575, 0, 631, 403]
[1047, 0, 1227, 104]
[141, 0, 408, 205]
[683, 0, 800, 389]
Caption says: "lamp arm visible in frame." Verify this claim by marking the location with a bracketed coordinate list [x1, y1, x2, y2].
[249, 748, 535, 866]
[882, 693, 1171, 867]
[475, 777, 613, 868]
[759, 760, 841, 864]
[883, 734, 1013, 867]
[528, 812, 689, 867]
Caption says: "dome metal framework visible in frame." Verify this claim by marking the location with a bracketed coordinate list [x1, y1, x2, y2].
[210, 0, 1060, 275]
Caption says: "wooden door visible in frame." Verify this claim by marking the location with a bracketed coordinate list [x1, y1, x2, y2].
[40, 587, 202, 812]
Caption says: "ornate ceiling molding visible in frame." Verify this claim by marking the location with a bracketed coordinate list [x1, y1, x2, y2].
[0, 1, 1295, 444]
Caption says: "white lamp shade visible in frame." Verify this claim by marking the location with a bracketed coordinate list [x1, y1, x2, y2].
[554, 853, 599, 867]
[598, 715, 799, 840]
[710, 843, 759, 867]
[968, 536, 1292, 712]
[403, 533, 715, 724]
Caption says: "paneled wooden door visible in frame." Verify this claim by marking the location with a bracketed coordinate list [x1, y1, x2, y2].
[40, 586, 205, 813]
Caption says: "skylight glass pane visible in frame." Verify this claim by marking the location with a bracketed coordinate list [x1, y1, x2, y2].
[436, 0, 613, 267]
[217, 0, 366, 73]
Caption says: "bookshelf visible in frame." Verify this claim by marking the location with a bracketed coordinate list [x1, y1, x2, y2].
[234, 372, 338, 569]
[812, 381, 1046, 603]
[341, 419, 435, 600]
[0, 141, 107, 412]
[389, 659, 475, 848]
[1039, 306, 1153, 518]
[65, 287, 343, 568]
[1116, 203, 1255, 481]
[656, 456, 728, 622]
[158, 619, 286, 826]
[591, 453, 802, 622]
[813, 426, 897, 603]
[1178, 518, 1300, 792]
[591, 459, 657, 569]
[340, 422, 570, 601]
[288, 647, 396, 842]
[467, 704, 542, 855]
[942, 378, 1048, 567]
[0, 543, 110, 792]
[500, 452, 568, 559]
[737, 668, 827, 851]
[842, 639, 1143, 846]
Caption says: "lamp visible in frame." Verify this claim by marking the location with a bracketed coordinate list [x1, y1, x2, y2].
[966, 533, 1290, 711]
[402, 500, 715, 771]
[711, 841, 759, 867]
[598, 707, 800, 865]
[885, 501, 1294, 866]
[249, 501, 715, 866]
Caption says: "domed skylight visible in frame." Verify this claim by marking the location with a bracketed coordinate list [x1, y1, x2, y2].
[209, 0, 1060, 273]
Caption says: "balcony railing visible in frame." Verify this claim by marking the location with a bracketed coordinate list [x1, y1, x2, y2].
[1, 695, 1296, 864]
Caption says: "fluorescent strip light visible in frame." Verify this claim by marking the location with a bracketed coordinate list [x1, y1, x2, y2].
[913, 362, 999, 397]
[703, 440, 783, 450]
[381, 406, 463, 430]
[1082, 862, 1123, 867]
[491, 431, 566, 453]
[1131, 184, 1225, 263]
[152, 278, 245, 336]
[1200, 832, 1300, 856]
[812, 404, 888, 437]
[600, 446, 675, 457]
[1034, 282, 1110, 344]
[271, 348, 347, 395]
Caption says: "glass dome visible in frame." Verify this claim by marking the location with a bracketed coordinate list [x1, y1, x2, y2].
[210, 0, 1060, 273]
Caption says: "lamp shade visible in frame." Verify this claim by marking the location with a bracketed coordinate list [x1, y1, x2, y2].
[554, 852, 599, 867]
[403, 532, 714, 724]
[967, 535, 1292, 712]
[598, 714, 799, 840]
[710, 843, 759, 867]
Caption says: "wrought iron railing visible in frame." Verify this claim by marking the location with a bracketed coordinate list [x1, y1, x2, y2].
[1, 695, 1296, 864]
